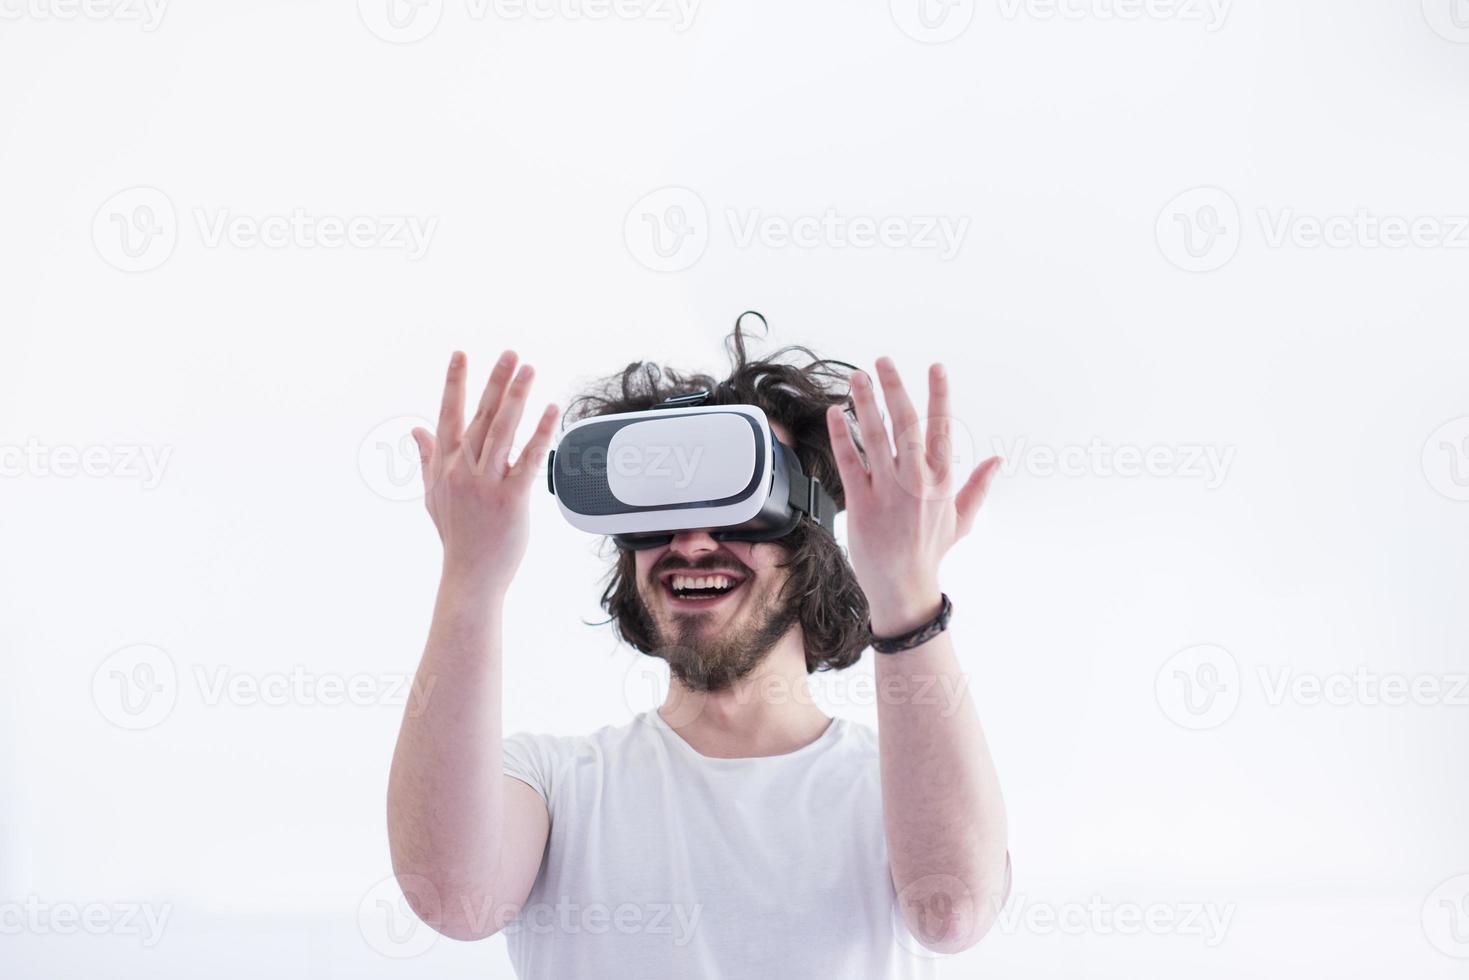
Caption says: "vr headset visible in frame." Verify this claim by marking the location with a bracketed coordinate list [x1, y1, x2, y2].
[546, 388, 839, 550]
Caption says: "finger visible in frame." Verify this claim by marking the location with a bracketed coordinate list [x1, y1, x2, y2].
[509, 402, 561, 488]
[849, 368, 895, 482]
[463, 349, 519, 464]
[436, 351, 467, 456]
[875, 356, 923, 484]
[411, 427, 435, 486]
[480, 363, 535, 478]
[826, 403, 870, 503]
[955, 456, 1003, 538]
[926, 363, 952, 486]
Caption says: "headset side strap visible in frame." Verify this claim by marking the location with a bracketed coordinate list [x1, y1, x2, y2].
[786, 466, 838, 535]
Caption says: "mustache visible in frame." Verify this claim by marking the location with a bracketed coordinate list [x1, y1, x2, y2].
[651, 559, 750, 579]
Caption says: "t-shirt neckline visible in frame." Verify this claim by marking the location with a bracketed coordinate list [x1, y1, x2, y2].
[643, 707, 844, 765]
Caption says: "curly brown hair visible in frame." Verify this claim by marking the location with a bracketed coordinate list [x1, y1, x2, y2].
[564, 312, 874, 675]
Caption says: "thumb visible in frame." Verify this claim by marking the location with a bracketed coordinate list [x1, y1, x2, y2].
[955, 456, 1003, 538]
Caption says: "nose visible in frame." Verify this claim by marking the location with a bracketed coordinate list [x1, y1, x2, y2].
[666, 528, 721, 558]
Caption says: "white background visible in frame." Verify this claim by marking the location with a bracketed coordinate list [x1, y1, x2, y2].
[3, 1, 1468, 977]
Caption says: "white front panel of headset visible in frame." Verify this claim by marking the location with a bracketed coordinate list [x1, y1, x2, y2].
[606, 411, 758, 506]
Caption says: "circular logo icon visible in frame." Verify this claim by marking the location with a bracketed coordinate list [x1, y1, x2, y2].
[359, 415, 434, 502]
[622, 650, 707, 728]
[892, 873, 976, 958]
[624, 187, 708, 273]
[1422, 417, 1469, 502]
[1422, 0, 1469, 43]
[887, 411, 981, 504]
[1155, 643, 1240, 730]
[890, 0, 975, 44]
[358, 873, 440, 958]
[358, 0, 444, 43]
[92, 186, 177, 273]
[1423, 874, 1469, 958]
[1156, 186, 1241, 273]
[92, 644, 178, 730]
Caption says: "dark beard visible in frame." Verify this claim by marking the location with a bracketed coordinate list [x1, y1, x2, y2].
[644, 583, 802, 693]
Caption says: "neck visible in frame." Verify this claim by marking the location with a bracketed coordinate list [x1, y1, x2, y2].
[658, 636, 832, 759]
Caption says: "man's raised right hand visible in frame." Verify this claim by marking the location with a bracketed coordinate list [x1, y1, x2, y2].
[411, 350, 560, 592]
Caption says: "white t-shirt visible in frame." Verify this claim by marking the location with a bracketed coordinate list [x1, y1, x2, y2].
[500, 709, 950, 980]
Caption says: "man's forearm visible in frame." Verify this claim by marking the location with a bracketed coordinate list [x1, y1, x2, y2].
[872, 585, 1009, 954]
[386, 568, 508, 935]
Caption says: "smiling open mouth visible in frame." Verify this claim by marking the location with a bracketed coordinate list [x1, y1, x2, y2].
[660, 572, 748, 608]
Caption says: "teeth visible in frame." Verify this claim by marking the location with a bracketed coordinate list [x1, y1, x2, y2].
[671, 574, 738, 593]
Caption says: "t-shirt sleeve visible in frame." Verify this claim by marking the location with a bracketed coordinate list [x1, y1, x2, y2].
[502, 730, 555, 807]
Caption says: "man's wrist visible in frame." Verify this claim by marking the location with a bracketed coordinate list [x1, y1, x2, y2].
[438, 559, 511, 607]
[867, 580, 944, 638]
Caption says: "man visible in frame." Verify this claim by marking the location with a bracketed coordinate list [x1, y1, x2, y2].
[386, 318, 1011, 978]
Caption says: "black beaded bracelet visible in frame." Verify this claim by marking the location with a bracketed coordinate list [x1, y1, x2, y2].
[868, 593, 952, 654]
